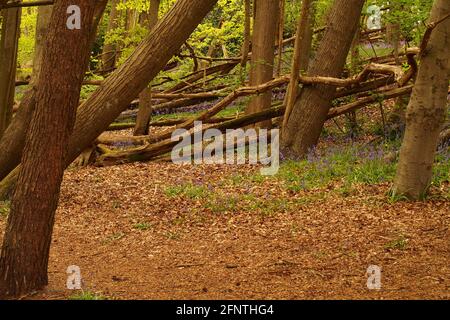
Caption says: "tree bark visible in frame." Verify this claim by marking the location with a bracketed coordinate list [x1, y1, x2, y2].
[239, 0, 251, 78]
[0, 4, 21, 138]
[282, 0, 315, 130]
[392, 0, 450, 199]
[133, 0, 161, 136]
[281, 0, 365, 158]
[32, 4, 52, 84]
[134, 88, 153, 135]
[245, 0, 280, 128]
[0, 0, 97, 298]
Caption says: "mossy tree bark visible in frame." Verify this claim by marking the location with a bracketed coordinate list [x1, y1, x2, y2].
[393, 0, 450, 199]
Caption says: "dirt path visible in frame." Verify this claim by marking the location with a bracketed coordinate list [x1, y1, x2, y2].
[0, 162, 449, 300]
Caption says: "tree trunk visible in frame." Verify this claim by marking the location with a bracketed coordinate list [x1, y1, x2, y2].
[32, 4, 52, 84]
[282, 0, 315, 130]
[276, 0, 285, 76]
[0, 0, 97, 298]
[0, 5, 21, 138]
[245, 0, 280, 128]
[0, 0, 219, 185]
[239, 0, 251, 82]
[134, 0, 161, 136]
[281, 0, 364, 158]
[102, 0, 120, 71]
[392, 0, 450, 199]
[134, 88, 152, 135]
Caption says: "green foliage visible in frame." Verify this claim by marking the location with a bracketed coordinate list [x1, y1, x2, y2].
[17, 8, 37, 72]
[372, 0, 433, 43]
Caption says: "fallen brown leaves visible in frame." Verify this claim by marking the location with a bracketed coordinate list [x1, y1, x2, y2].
[0, 159, 448, 300]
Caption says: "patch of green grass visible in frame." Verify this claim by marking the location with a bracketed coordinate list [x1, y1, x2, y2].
[69, 291, 106, 300]
[164, 183, 209, 199]
[276, 144, 395, 191]
[133, 222, 152, 231]
[205, 194, 239, 214]
[432, 149, 450, 187]
[387, 189, 410, 204]
[0, 200, 10, 218]
[385, 235, 409, 250]
[230, 174, 244, 185]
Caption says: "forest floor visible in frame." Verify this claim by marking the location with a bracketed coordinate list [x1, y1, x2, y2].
[0, 108, 449, 300]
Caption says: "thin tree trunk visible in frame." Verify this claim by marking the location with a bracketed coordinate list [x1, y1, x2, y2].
[32, 4, 52, 84]
[245, 0, 280, 128]
[281, 0, 364, 158]
[393, 0, 450, 199]
[134, 88, 152, 135]
[282, 0, 315, 131]
[102, 0, 120, 71]
[0, 0, 97, 298]
[276, 0, 285, 76]
[0, 5, 21, 138]
[239, 0, 251, 83]
[134, 0, 161, 136]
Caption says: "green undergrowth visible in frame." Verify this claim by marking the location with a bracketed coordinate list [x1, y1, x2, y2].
[69, 290, 106, 300]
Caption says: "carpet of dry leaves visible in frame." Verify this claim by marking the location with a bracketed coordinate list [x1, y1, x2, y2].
[1, 158, 448, 300]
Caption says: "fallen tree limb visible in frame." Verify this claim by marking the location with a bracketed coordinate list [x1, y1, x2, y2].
[95, 104, 284, 166]
[327, 85, 414, 119]
[108, 115, 236, 131]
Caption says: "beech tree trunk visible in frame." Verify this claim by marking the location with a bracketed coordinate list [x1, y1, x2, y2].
[281, 0, 364, 158]
[0, 0, 219, 186]
[134, 0, 161, 136]
[0, 4, 21, 138]
[282, 0, 315, 130]
[245, 0, 279, 128]
[0, 0, 97, 298]
[392, 0, 450, 199]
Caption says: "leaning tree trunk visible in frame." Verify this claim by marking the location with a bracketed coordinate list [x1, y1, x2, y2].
[134, 0, 161, 136]
[32, 4, 53, 84]
[245, 0, 279, 128]
[0, 0, 98, 298]
[0, 0, 219, 189]
[281, 0, 365, 158]
[392, 0, 450, 199]
[282, 0, 315, 130]
[0, 4, 21, 138]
